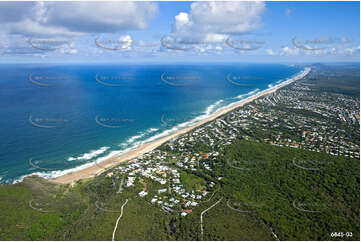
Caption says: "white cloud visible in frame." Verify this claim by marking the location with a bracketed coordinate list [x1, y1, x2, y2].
[345, 46, 360, 55]
[172, 1, 265, 43]
[8, 19, 77, 37]
[266, 43, 360, 57]
[280, 46, 300, 56]
[117, 35, 133, 50]
[44, 2, 158, 34]
[174, 12, 192, 33]
[0, 1, 159, 58]
[266, 49, 276, 56]
[0, 1, 158, 37]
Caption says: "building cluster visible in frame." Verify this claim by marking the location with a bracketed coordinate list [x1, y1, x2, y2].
[109, 149, 217, 217]
[163, 75, 359, 159]
[250, 81, 360, 158]
[108, 71, 359, 217]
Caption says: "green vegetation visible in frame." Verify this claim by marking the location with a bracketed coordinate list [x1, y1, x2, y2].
[219, 140, 360, 241]
[180, 171, 206, 191]
[0, 139, 358, 240]
[307, 63, 360, 96]
[0, 177, 85, 240]
[0, 63, 359, 240]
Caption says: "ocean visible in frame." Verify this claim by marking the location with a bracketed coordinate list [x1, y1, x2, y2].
[0, 63, 302, 184]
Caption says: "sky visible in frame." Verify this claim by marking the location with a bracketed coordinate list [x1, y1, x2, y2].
[0, 1, 359, 63]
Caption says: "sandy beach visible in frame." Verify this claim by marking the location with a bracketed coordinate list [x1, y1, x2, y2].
[52, 68, 311, 184]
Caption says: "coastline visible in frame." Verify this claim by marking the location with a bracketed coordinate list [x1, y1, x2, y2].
[52, 67, 311, 184]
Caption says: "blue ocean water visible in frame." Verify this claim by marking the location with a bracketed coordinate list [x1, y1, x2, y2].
[0, 63, 302, 184]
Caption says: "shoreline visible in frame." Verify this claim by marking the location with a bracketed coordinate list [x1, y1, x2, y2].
[52, 67, 311, 184]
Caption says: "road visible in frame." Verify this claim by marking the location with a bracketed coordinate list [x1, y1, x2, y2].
[112, 199, 129, 241]
[200, 197, 223, 239]
[226, 200, 251, 213]
[117, 176, 125, 194]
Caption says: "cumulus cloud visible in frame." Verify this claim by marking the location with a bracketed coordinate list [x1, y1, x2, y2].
[43, 2, 158, 34]
[0, 1, 158, 37]
[172, 1, 266, 43]
[0, 1, 158, 58]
